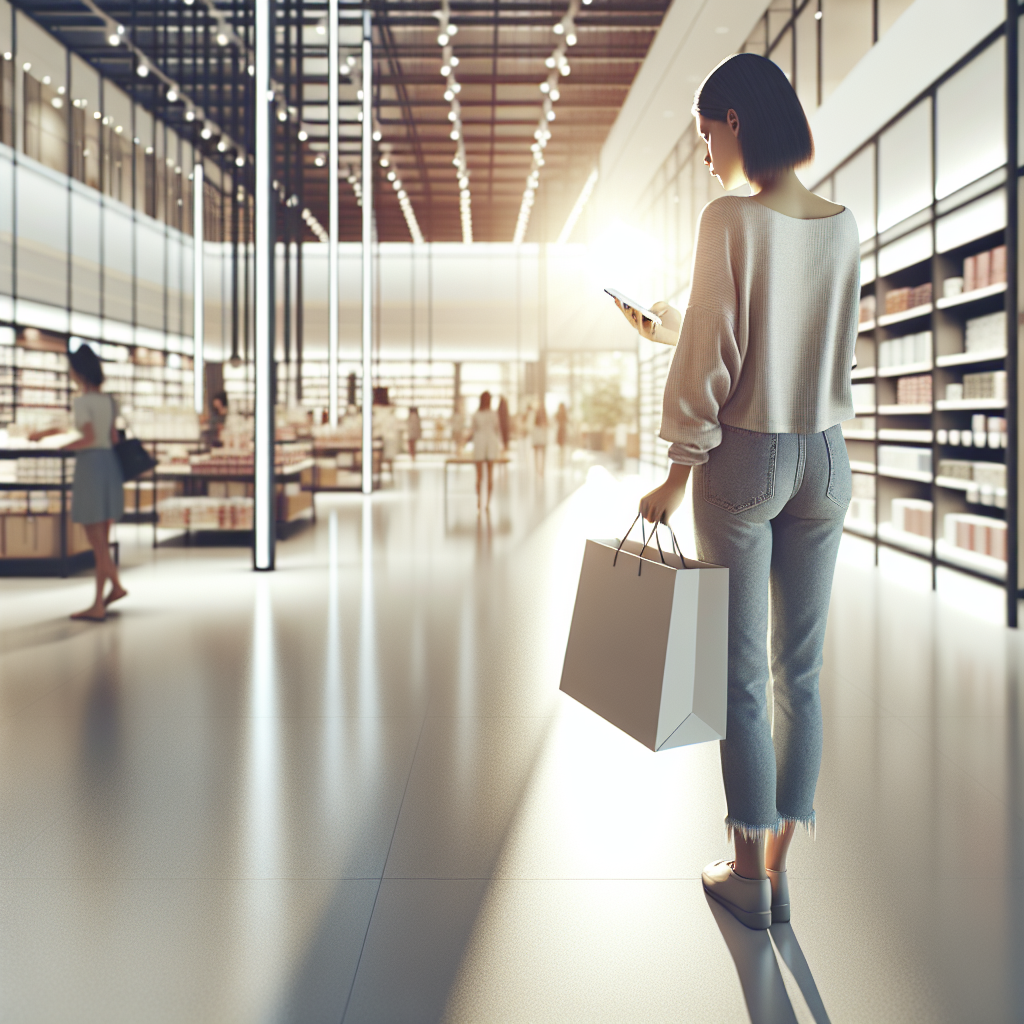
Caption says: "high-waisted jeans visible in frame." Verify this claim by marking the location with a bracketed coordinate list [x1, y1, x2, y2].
[692, 422, 851, 840]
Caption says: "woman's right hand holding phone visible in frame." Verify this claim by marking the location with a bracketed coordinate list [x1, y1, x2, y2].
[612, 298, 682, 346]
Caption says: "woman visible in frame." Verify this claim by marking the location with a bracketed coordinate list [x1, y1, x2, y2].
[64, 343, 127, 621]
[406, 406, 422, 460]
[531, 403, 548, 476]
[555, 402, 569, 465]
[470, 391, 502, 512]
[497, 395, 511, 451]
[622, 53, 857, 930]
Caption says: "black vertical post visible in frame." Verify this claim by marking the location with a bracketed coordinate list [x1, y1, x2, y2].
[1006, 0, 1019, 627]
[296, 0, 305, 403]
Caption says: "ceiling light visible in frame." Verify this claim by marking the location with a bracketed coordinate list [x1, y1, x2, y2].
[277, 110, 287, 122]
[357, 89, 363, 100]
[398, 190, 407, 199]
[450, 56, 459, 67]
[217, 140, 227, 152]
[447, 110, 457, 122]
[216, 32, 228, 46]
[540, 82, 550, 94]
[392, 180, 401, 191]
[21, 61, 30, 71]
[550, 88, 560, 101]
[544, 57, 555, 69]
[452, 82, 461, 93]
[560, 63, 571, 76]
[117, 24, 125, 35]
[547, 110, 556, 121]
[379, 156, 389, 167]
[108, 34, 119, 46]
[57, 85, 65, 94]
[444, 89, 454, 101]
[815, 9, 822, 17]
[136, 64, 149, 77]
[372, 130, 382, 141]
[346, 55, 356, 66]
[314, 156, 324, 167]
[247, 65, 254, 76]
[316, 22, 326, 35]
[437, 33, 449, 45]
[235, 156, 245, 167]
[200, 127, 212, 139]
[50, 96, 63, 109]
[566, 32, 577, 46]
[145, 145, 154, 154]
[93, 110, 101, 120]
[553, 23, 564, 35]
[449, 129, 459, 140]
[114, 125, 123, 134]
[298, 130, 308, 141]
[185, 110, 195, 122]
[449, 23, 459, 35]
[387, 171, 395, 181]
[167, 88, 178, 102]
[440, 65, 451, 76]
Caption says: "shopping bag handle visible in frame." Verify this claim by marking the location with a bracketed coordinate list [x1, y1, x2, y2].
[613, 514, 686, 576]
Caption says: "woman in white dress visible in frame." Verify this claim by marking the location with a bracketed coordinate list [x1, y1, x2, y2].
[470, 391, 502, 511]
[531, 403, 548, 476]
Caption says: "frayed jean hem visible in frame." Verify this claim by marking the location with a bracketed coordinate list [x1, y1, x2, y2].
[725, 811, 815, 843]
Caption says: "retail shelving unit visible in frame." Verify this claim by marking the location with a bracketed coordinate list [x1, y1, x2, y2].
[828, 21, 1018, 622]
[0, 448, 92, 576]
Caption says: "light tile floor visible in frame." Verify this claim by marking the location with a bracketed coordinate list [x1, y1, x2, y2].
[1, 455, 1021, 1023]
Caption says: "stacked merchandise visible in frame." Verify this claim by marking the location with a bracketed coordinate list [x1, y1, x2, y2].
[943, 513, 1007, 562]
[843, 416, 875, 436]
[157, 496, 255, 530]
[847, 473, 876, 527]
[859, 294, 876, 324]
[189, 447, 309, 476]
[944, 370, 1007, 403]
[936, 459, 1007, 508]
[962, 245, 1007, 293]
[884, 282, 932, 316]
[936, 415, 1007, 448]
[963, 311, 1006, 355]
[0, 490, 65, 514]
[879, 332, 931, 369]
[129, 407, 200, 441]
[878, 445, 932, 475]
[891, 498, 933, 539]
[896, 374, 932, 405]
[851, 383, 876, 411]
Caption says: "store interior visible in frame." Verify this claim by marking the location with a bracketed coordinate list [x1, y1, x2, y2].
[1, 0, 1023, 1021]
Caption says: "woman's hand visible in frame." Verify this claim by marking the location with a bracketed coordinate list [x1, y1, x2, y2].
[639, 463, 691, 524]
[613, 298, 681, 346]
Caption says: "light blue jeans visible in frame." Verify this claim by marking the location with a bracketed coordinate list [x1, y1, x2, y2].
[692, 423, 851, 840]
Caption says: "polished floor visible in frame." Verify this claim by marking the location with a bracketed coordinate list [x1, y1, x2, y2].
[1, 454, 1022, 1023]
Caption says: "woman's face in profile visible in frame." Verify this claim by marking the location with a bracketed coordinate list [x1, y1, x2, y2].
[697, 112, 745, 192]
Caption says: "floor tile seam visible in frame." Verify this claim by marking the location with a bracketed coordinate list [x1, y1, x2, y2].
[895, 714, 1020, 810]
[339, 712, 431, 1024]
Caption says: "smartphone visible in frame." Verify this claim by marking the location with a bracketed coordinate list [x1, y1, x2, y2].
[604, 287, 663, 326]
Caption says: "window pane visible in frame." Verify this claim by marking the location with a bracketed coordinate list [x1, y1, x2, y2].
[878, 224, 931, 276]
[936, 39, 1005, 200]
[834, 143, 875, 242]
[878, 98, 931, 232]
[771, 26, 793, 84]
[71, 187, 100, 316]
[877, 0, 915, 37]
[936, 191, 1006, 253]
[821, 0, 873, 102]
[795, 1, 819, 113]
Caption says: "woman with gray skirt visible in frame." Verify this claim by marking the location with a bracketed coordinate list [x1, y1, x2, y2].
[64, 343, 126, 621]
[620, 54, 858, 930]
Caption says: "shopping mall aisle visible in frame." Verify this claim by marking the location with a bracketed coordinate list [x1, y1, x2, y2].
[0, 458, 1022, 1024]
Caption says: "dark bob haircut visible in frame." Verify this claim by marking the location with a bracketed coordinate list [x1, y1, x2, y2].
[68, 342, 104, 386]
[692, 53, 814, 183]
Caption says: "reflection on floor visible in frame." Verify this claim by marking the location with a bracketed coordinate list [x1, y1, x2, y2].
[1, 452, 1022, 1023]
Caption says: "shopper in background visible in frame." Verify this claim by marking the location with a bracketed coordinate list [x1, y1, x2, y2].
[470, 391, 502, 513]
[497, 395, 511, 451]
[64, 343, 127, 621]
[622, 53, 857, 931]
[406, 406, 422, 460]
[556, 402, 569, 466]
[531, 403, 548, 476]
[450, 397, 466, 454]
[201, 391, 228, 448]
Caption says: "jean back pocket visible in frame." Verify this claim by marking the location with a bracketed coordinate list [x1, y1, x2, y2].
[701, 424, 778, 514]
[823, 423, 852, 508]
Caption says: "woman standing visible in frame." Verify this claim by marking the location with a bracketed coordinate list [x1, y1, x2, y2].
[64, 343, 127, 621]
[623, 53, 857, 930]
[531, 403, 548, 476]
[470, 391, 502, 512]
[555, 403, 569, 466]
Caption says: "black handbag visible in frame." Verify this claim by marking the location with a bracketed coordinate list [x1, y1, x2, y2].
[108, 396, 157, 481]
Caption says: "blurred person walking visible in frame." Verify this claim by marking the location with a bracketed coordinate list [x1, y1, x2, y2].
[497, 395, 511, 451]
[531, 403, 548, 476]
[556, 403, 569, 466]
[64, 343, 127, 621]
[407, 406, 422, 460]
[471, 391, 502, 513]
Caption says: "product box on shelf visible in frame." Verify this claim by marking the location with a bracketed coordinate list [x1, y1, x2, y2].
[1, 515, 90, 558]
[944, 513, 1007, 561]
[884, 283, 932, 316]
[961, 370, 1007, 401]
[891, 498, 933, 538]
[963, 245, 1007, 293]
[964, 311, 1006, 355]
[878, 445, 932, 475]
[880, 332, 931, 369]
[859, 294, 876, 323]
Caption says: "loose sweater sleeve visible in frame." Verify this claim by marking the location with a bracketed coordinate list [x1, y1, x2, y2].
[659, 199, 743, 466]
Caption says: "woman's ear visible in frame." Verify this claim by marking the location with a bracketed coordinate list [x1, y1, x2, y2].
[727, 108, 740, 137]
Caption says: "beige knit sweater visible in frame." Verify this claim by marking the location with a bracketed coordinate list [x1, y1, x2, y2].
[661, 196, 860, 466]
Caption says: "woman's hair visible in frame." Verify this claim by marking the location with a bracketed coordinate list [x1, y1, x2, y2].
[692, 53, 813, 183]
[479, 391, 491, 410]
[68, 342, 104, 386]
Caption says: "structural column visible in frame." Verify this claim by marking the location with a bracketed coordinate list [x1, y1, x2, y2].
[361, 10, 373, 494]
[328, 0, 339, 425]
[192, 161, 204, 413]
[254, 0, 275, 570]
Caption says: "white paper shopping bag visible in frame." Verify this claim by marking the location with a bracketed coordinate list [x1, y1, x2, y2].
[559, 518, 728, 751]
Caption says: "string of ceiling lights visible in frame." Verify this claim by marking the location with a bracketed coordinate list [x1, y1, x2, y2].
[512, 0, 589, 245]
[434, 0, 472, 243]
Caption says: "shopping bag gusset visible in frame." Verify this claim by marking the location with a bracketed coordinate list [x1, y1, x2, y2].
[559, 516, 728, 751]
